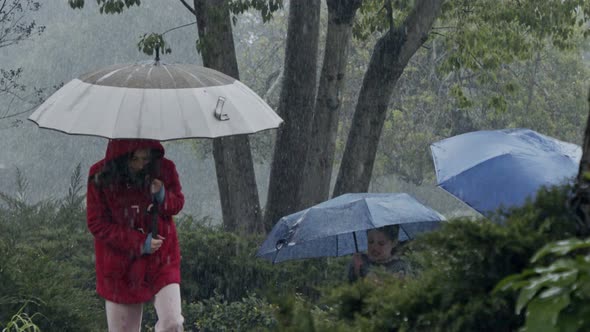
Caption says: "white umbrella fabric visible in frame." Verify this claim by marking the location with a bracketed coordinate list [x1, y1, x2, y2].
[28, 62, 283, 140]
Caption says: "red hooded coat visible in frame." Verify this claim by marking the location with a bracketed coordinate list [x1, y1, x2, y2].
[87, 139, 184, 304]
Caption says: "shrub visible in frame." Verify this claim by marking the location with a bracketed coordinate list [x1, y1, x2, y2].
[275, 186, 580, 332]
[177, 217, 349, 304]
[0, 167, 105, 331]
[496, 237, 590, 332]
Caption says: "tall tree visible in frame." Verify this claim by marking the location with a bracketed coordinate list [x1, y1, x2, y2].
[299, 0, 362, 208]
[192, 0, 264, 234]
[263, 0, 321, 230]
[571, 89, 590, 235]
[333, 0, 444, 195]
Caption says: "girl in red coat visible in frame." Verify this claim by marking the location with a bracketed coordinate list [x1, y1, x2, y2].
[87, 139, 185, 331]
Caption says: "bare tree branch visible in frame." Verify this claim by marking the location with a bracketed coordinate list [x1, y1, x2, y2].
[178, 0, 196, 15]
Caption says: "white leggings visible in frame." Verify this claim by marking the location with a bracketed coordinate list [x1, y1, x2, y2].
[105, 283, 184, 332]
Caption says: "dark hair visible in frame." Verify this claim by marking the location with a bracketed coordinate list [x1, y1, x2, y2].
[91, 148, 162, 188]
[374, 225, 400, 242]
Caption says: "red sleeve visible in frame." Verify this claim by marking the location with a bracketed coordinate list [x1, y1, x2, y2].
[86, 179, 147, 257]
[159, 159, 185, 216]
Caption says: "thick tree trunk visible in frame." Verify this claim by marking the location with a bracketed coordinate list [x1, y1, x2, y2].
[194, 0, 263, 234]
[570, 88, 590, 236]
[263, 0, 321, 231]
[333, 0, 444, 196]
[299, 0, 362, 208]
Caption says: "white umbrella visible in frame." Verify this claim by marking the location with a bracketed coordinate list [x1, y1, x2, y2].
[28, 61, 283, 140]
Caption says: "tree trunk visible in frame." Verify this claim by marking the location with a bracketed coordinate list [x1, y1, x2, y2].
[194, 0, 263, 234]
[570, 88, 590, 236]
[333, 0, 444, 196]
[263, 0, 321, 231]
[299, 0, 362, 208]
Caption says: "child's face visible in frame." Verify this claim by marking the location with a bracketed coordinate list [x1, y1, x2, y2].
[367, 229, 396, 263]
[128, 149, 150, 174]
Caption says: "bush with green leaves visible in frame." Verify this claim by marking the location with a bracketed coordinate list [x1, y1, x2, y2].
[7, 167, 582, 331]
[1, 166, 352, 330]
[176, 217, 349, 304]
[0, 166, 104, 331]
[187, 293, 277, 331]
[496, 237, 590, 332]
[268, 186, 579, 332]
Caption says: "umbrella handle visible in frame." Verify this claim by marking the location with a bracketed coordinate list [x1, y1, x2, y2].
[150, 196, 159, 237]
[403, 227, 413, 241]
[353, 232, 359, 252]
[214, 97, 229, 121]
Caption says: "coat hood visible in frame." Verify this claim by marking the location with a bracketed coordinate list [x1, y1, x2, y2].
[104, 139, 164, 162]
[89, 139, 165, 177]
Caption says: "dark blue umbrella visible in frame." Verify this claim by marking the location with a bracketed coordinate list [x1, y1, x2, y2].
[256, 193, 445, 263]
[430, 128, 581, 216]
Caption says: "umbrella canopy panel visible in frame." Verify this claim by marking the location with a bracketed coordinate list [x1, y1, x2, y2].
[79, 63, 236, 89]
[431, 128, 581, 215]
[29, 62, 283, 140]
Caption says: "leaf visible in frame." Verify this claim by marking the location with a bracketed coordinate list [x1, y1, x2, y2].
[494, 268, 538, 292]
[515, 270, 577, 314]
[521, 293, 570, 332]
[532, 238, 590, 262]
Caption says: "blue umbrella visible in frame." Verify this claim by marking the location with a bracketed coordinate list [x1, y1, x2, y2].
[430, 128, 581, 216]
[256, 193, 445, 263]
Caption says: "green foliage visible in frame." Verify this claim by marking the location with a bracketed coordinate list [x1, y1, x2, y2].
[68, 0, 282, 24]
[228, 0, 283, 23]
[177, 217, 349, 303]
[496, 238, 590, 332]
[186, 293, 277, 331]
[269, 294, 335, 332]
[434, 0, 590, 113]
[1, 303, 42, 332]
[373, 32, 589, 184]
[0, 167, 352, 330]
[0, 169, 103, 331]
[137, 33, 171, 58]
[270, 186, 579, 331]
[352, 0, 412, 40]
[68, 0, 141, 14]
[440, 0, 590, 57]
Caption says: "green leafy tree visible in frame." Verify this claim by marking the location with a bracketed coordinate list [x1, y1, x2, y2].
[334, 0, 590, 196]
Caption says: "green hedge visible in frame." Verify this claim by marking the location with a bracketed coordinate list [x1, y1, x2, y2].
[2, 168, 582, 331]
[0, 169, 349, 331]
[272, 186, 580, 332]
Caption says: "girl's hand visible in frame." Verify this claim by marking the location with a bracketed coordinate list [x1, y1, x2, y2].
[150, 235, 165, 253]
[151, 179, 164, 194]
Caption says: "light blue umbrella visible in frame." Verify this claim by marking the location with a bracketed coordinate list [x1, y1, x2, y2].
[430, 128, 581, 216]
[256, 193, 445, 263]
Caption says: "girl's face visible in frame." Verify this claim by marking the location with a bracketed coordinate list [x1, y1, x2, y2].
[128, 149, 151, 174]
[367, 229, 396, 263]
